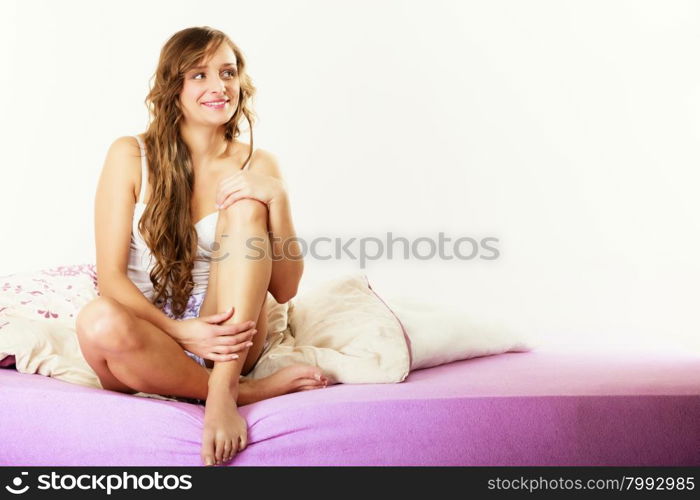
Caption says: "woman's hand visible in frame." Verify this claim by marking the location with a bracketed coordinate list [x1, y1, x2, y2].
[170, 307, 257, 362]
[215, 169, 285, 210]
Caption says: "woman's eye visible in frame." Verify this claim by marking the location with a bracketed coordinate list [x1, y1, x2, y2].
[192, 70, 237, 80]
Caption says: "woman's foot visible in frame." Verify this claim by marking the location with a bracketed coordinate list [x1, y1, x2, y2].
[202, 388, 248, 466]
[237, 364, 329, 405]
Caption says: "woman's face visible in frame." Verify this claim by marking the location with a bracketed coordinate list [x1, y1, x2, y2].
[179, 43, 240, 126]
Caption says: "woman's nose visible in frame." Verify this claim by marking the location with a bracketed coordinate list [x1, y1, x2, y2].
[213, 75, 227, 92]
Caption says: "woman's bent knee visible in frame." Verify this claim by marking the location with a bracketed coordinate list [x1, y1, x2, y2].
[76, 297, 142, 353]
[221, 198, 268, 226]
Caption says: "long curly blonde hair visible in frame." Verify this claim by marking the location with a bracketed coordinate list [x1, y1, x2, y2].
[139, 26, 257, 318]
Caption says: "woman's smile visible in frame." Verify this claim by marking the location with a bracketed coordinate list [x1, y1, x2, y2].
[202, 100, 229, 110]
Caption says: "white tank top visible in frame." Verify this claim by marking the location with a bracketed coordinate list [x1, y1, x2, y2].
[127, 134, 219, 304]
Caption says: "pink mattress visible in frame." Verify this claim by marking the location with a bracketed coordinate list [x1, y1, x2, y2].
[1, 342, 699, 466]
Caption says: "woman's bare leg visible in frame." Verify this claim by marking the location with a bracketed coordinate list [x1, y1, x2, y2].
[210, 199, 272, 373]
[76, 297, 326, 404]
[199, 211, 269, 372]
[202, 199, 280, 465]
[76, 296, 211, 399]
[201, 206, 328, 390]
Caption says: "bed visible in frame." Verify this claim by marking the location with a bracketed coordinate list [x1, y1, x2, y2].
[2, 340, 698, 466]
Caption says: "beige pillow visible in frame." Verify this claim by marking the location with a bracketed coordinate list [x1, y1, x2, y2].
[263, 291, 289, 335]
[0, 312, 102, 388]
[245, 273, 411, 384]
[382, 295, 537, 370]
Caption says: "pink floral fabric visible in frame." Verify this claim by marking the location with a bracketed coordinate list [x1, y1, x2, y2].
[0, 264, 99, 329]
[0, 263, 100, 369]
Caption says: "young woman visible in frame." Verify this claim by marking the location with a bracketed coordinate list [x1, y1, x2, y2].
[75, 26, 328, 467]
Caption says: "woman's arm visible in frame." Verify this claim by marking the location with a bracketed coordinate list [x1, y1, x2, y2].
[249, 151, 304, 303]
[94, 136, 180, 338]
[266, 191, 304, 303]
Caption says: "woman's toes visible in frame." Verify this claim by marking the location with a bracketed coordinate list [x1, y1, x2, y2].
[279, 364, 309, 380]
[298, 384, 324, 391]
[295, 364, 322, 381]
[292, 377, 323, 391]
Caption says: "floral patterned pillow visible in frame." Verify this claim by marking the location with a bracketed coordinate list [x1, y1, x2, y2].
[0, 263, 100, 368]
[0, 263, 99, 330]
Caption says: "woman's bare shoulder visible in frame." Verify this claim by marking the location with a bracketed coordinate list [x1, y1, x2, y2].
[238, 143, 280, 176]
[250, 148, 283, 181]
[109, 134, 142, 158]
[104, 135, 143, 202]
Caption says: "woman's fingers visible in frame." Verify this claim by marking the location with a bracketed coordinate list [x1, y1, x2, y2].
[201, 323, 258, 362]
[225, 328, 257, 344]
[199, 307, 234, 324]
[218, 191, 244, 210]
[207, 333, 256, 360]
[229, 341, 255, 353]
[210, 338, 254, 356]
[219, 194, 267, 211]
[216, 188, 244, 209]
[209, 352, 240, 362]
[216, 185, 244, 208]
[212, 328, 256, 346]
[215, 321, 256, 336]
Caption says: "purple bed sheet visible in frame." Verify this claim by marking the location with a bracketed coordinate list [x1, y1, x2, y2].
[1, 343, 699, 466]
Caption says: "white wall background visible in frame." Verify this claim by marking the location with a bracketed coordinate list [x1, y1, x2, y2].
[1, 0, 698, 351]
